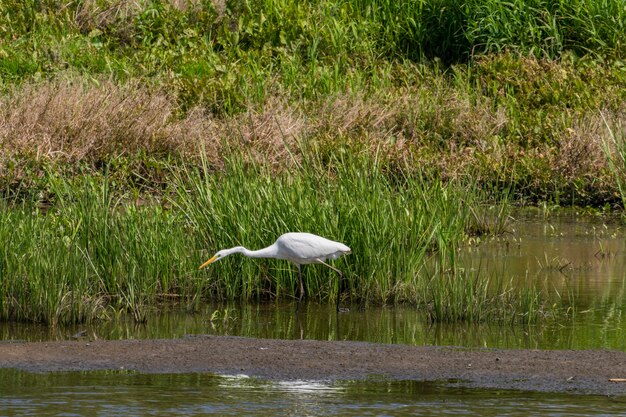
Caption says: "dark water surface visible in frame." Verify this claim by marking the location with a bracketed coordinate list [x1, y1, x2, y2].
[3, 301, 624, 351]
[1, 369, 625, 417]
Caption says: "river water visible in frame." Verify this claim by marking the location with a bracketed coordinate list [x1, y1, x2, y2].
[1, 369, 625, 416]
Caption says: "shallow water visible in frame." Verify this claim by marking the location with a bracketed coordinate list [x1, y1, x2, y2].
[3, 302, 625, 352]
[461, 209, 626, 306]
[1, 369, 625, 417]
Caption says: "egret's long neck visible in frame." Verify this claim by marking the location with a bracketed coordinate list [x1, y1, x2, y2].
[228, 244, 281, 259]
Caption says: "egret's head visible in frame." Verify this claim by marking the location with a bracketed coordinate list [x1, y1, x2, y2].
[198, 250, 228, 269]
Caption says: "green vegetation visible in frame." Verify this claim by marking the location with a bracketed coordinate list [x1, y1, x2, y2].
[1, 154, 565, 325]
[0, 1, 624, 325]
[603, 115, 626, 207]
[1, 1, 624, 205]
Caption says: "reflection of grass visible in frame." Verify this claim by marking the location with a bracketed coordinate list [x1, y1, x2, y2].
[209, 307, 238, 332]
[424, 268, 569, 325]
[536, 254, 573, 273]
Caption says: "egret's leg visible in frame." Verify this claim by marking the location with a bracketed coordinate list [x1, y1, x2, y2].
[295, 264, 305, 313]
[335, 269, 343, 312]
[317, 260, 343, 312]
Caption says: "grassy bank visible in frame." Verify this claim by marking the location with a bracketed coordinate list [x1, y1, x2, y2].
[0, 1, 624, 325]
[1, 154, 568, 325]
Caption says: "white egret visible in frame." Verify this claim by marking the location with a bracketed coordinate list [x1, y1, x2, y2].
[199, 232, 351, 312]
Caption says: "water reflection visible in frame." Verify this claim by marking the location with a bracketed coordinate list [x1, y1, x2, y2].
[461, 209, 626, 305]
[1, 369, 624, 417]
[1, 302, 624, 351]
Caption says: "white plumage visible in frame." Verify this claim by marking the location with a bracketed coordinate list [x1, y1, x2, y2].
[272, 233, 351, 264]
[199, 232, 351, 311]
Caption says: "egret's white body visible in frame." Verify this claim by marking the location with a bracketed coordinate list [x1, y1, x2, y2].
[199, 232, 351, 311]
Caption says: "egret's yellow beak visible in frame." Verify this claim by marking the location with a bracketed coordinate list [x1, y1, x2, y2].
[199, 255, 219, 270]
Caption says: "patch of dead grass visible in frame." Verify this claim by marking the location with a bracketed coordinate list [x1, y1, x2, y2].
[223, 95, 305, 168]
[0, 76, 622, 197]
[73, 0, 224, 43]
[0, 79, 220, 163]
[554, 113, 618, 181]
[73, 0, 144, 42]
[0, 79, 310, 172]
[0, 76, 515, 174]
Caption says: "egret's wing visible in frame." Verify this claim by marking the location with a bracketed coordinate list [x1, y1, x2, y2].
[276, 233, 350, 263]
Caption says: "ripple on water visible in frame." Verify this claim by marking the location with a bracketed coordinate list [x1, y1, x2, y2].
[1, 370, 624, 416]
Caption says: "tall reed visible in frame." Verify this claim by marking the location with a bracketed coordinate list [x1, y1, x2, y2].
[602, 114, 626, 208]
[175, 152, 484, 305]
[0, 173, 196, 325]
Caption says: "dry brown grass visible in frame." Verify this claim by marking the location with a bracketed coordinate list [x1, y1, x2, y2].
[0, 76, 621, 194]
[0, 79, 308, 171]
[0, 79, 218, 162]
[554, 113, 618, 181]
[74, 0, 145, 41]
[73, 0, 224, 42]
[305, 85, 509, 178]
[222, 96, 305, 168]
[208, 86, 510, 172]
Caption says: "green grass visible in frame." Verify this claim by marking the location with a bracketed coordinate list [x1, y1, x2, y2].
[176, 153, 474, 303]
[1, 0, 624, 111]
[0, 153, 566, 325]
[0, 174, 194, 325]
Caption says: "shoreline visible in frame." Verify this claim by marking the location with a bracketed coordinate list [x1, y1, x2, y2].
[1, 335, 626, 396]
